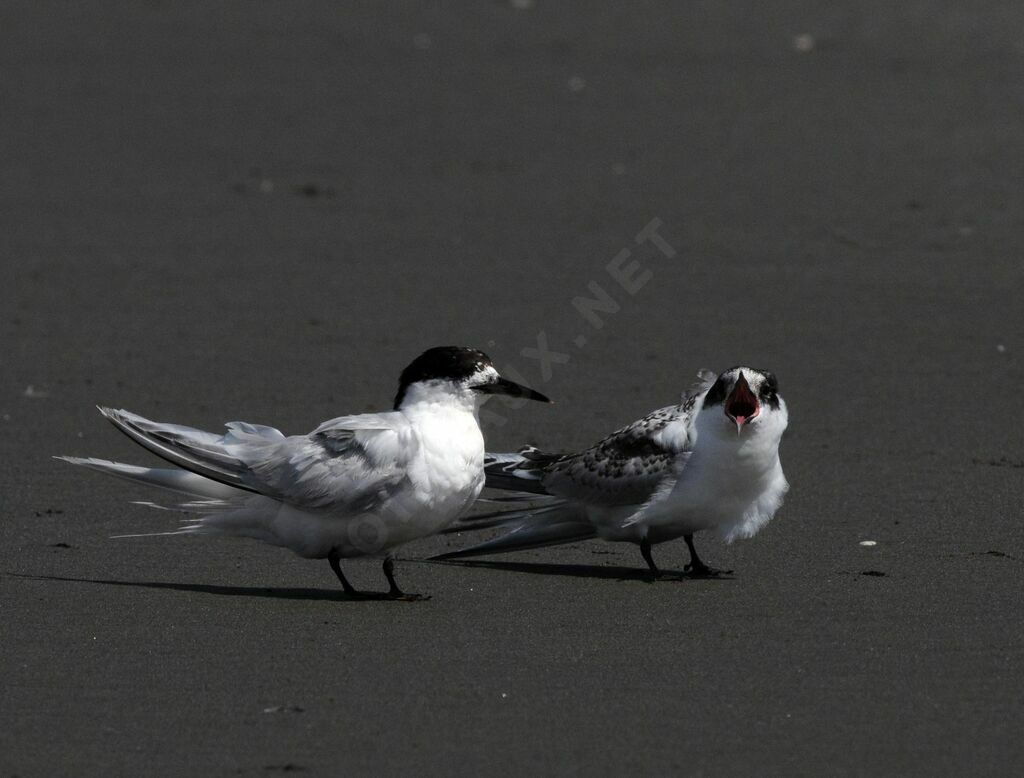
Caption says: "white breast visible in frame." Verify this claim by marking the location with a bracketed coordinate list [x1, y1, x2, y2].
[638, 406, 789, 542]
[382, 403, 486, 544]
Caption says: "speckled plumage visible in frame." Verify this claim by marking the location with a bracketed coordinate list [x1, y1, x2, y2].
[442, 367, 789, 571]
[484, 370, 713, 507]
[536, 404, 690, 506]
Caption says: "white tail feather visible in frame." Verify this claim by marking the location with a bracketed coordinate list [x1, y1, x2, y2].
[55, 456, 247, 500]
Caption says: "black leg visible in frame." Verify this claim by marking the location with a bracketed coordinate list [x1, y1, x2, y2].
[683, 534, 732, 577]
[328, 550, 360, 596]
[382, 557, 430, 601]
[382, 557, 403, 596]
[640, 537, 661, 580]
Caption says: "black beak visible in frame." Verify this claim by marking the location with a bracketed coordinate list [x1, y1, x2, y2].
[474, 377, 552, 403]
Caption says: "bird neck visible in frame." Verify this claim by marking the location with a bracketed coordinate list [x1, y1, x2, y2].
[397, 381, 479, 419]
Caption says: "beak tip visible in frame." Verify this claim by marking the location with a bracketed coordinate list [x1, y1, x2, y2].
[480, 378, 552, 404]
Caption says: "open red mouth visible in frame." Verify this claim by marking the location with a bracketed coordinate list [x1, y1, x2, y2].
[725, 372, 760, 428]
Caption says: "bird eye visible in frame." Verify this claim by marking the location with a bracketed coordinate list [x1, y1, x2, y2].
[758, 373, 780, 408]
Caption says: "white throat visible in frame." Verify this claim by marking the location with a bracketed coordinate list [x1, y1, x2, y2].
[397, 380, 480, 417]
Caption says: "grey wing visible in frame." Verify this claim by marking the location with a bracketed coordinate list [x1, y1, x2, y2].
[542, 403, 695, 506]
[99, 408, 414, 513]
[98, 407, 290, 493]
[485, 369, 714, 507]
[483, 446, 563, 495]
[244, 412, 416, 511]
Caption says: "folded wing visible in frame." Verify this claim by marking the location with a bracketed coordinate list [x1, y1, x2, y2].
[98, 407, 415, 513]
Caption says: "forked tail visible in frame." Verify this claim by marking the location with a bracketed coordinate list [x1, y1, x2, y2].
[434, 501, 596, 559]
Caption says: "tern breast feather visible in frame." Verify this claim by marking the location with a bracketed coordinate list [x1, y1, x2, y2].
[402, 404, 486, 511]
[627, 394, 789, 539]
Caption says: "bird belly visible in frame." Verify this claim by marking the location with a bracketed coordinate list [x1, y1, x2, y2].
[263, 473, 484, 561]
[639, 451, 785, 541]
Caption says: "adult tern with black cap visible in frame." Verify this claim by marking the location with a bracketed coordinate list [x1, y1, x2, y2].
[57, 346, 550, 599]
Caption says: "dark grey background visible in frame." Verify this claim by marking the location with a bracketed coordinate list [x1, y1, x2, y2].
[2, 2, 1022, 775]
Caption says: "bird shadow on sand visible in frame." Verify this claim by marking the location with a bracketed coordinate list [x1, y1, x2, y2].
[7, 573, 417, 602]
[420, 559, 734, 582]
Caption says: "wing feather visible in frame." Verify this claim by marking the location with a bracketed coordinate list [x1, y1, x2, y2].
[100, 408, 415, 514]
[539, 368, 714, 506]
[244, 412, 415, 511]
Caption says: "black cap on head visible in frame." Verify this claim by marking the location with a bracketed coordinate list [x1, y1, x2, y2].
[394, 347, 494, 408]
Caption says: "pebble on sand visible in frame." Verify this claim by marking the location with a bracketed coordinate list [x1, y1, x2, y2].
[793, 34, 815, 52]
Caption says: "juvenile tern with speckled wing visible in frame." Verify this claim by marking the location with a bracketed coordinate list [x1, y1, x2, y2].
[437, 367, 788, 578]
[57, 346, 550, 599]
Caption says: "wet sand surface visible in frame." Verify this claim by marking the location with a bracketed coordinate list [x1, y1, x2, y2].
[2, 2, 1023, 774]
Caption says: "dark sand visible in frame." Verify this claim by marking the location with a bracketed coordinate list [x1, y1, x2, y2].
[2, 2, 1023, 774]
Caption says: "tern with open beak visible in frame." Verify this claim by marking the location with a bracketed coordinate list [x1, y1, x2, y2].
[438, 366, 788, 578]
